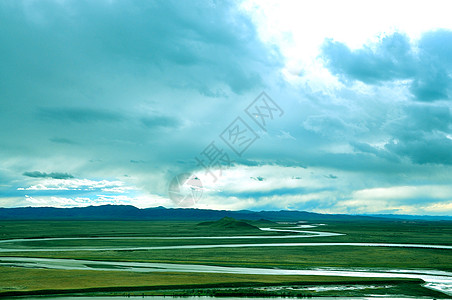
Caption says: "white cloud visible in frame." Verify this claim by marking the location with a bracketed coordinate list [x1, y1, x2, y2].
[352, 185, 452, 201]
[19, 193, 172, 209]
[18, 178, 132, 192]
[241, 0, 452, 88]
[2, 1, 452, 216]
[423, 201, 452, 214]
[332, 185, 452, 214]
[195, 164, 338, 195]
[25, 195, 94, 207]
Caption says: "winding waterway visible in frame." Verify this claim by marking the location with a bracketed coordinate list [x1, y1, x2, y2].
[1, 224, 451, 296]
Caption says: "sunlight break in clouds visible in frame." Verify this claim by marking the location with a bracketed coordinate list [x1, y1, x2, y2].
[241, 0, 452, 88]
[1, 0, 452, 215]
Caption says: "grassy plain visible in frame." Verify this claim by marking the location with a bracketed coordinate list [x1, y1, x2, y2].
[0, 219, 451, 298]
[0, 267, 424, 295]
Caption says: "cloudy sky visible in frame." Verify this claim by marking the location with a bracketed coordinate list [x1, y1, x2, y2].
[1, 0, 452, 215]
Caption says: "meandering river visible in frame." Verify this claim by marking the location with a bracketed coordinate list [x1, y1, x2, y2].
[1, 224, 451, 296]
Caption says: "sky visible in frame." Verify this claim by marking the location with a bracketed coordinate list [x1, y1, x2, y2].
[1, 0, 452, 215]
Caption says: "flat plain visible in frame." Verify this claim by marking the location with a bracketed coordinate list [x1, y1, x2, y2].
[0, 218, 451, 298]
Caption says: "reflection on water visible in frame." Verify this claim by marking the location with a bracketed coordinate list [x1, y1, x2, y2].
[1, 224, 451, 297]
[0, 241, 451, 253]
[1, 256, 451, 296]
[257, 284, 394, 292]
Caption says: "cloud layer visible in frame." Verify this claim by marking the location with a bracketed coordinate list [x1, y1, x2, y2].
[1, 0, 452, 215]
[322, 30, 452, 101]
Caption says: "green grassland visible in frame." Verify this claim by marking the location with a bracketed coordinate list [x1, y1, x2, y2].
[312, 220, 452, 245]
[1, 267, 439, 298]
[6, 244, 449, 272]
[1, 219, 450, 244]
[0, 219, 274, 239]
[0, 219, 451, 298]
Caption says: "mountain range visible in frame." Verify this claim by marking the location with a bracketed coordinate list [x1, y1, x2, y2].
[0, 205, 450, 221]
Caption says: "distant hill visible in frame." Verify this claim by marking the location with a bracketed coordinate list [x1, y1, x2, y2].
[365, 214, 452, 221]
[198, 217, 259, 230]
[0, 205, 365, 221]
[250, 218, 277, 225]
[0, 205, 449, 221]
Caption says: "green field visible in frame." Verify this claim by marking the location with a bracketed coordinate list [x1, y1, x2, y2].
[0, 219, 451, 298]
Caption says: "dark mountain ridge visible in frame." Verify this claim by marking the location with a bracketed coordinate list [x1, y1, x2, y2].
[0, 205, 449, 221]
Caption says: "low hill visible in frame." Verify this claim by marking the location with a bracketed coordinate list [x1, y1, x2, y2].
[197, 217, 259, 230]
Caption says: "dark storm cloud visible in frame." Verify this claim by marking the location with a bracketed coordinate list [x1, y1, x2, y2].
[385, 134, 452, 165]
[351, 141, 400, 162]
[0, 0, 283, 207]
[321, 30, 452, 101]
[322, 33, 415, 83]
[50, 137, 77, 145]
[0, 0, 280, 166]
[38, 107, 124, 123]
[1, 0, 452, 214]
[0, 0, 279, 97]
[141, 115, 180, 129]
[378, 102, 452, 165]
[23, 171, 74, 180]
